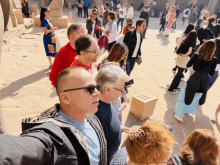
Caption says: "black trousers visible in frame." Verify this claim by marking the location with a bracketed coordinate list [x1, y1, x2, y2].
[117, 18, 124, 31]
[108, 41, 116, 52]
[159, 23, 165, 32]
[78, 7, 82, 18]
[168, 66, 185, 91]
[83, 6, 88, 18]
[143, 24, 148, 37]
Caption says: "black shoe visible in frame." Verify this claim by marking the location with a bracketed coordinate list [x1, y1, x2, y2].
[175, 88, 182, 91]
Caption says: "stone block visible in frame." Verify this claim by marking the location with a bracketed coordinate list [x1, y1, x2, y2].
[31, 4, 39, 14]
[14, 9, 24, 24]
[11, 0, 22, 9]
[34, 15, 68, 28]
[51, 16, 68, 28]
[49, 0, 64, 18]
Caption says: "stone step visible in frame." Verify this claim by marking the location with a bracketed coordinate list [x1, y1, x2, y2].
[3, 18, 33, 43]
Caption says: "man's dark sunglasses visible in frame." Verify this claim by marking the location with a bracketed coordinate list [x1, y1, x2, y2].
[63, 85, 100, 95]
[93, 13, 97, 15]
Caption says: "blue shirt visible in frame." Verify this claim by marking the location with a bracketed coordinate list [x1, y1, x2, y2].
[95, 100, 121, 164]
[59, 111, 100, 165]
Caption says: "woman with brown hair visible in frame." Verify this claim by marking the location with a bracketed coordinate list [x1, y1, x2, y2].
[174, 40, 218, 122]
[110, 121, 176, 165]
[98, 42, 128, 125]
[180, 129, 219, 165]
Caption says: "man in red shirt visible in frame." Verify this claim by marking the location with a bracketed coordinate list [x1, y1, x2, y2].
[49, 24, 86, 87]
[71, 34, 100, 78]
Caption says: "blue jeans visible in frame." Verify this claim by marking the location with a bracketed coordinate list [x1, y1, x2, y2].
[126, 57, 137, 76]
[172, 17, 178, 29]
[208, 71, 219, 90]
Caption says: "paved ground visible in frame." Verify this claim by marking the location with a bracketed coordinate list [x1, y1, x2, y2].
[1, 9, 220, 154]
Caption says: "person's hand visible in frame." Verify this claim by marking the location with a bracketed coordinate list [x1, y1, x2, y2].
[53, 27, 58, 30]
[139, 56, 142, 60]
[126, 85, 132, 88]
[121, 126, 129, 133]
[203, 39, 207, 42]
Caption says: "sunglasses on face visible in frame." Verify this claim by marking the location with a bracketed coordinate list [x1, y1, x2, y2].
[46, 10, 51, 13]
[86, 49, 100, 54]
[113, 87, 124, 93]
[63, 85, 100, 95]
[93, 13, 97, 15]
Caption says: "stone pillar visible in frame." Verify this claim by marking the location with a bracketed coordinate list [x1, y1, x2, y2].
[167, 0, 176, 6]
[208, 0, 218, 15]
[144, 0, 151, 5]
[0, 2, 8, 134]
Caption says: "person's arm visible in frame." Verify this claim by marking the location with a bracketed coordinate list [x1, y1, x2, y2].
[123, 26, 127, 35]
[179, 47, 192, 57]
[196, 38, 200, 45]
[86, 19, 92, 31]
[209, 58, 218, 76]
[123, 31, 131, 46]
[186, 53, 196, 68]
[123, 8, 126, 16]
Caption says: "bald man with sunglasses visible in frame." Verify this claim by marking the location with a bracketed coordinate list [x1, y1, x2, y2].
[0, 67, 107, 165]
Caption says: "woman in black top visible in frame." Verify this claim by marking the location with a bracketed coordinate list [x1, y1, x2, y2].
[168, 31, 197, 93]
[174, 40, 217, 122]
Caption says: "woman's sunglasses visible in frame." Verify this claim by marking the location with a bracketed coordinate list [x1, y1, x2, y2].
[93, 13, 97, 15]
[63, 85, 100, 95]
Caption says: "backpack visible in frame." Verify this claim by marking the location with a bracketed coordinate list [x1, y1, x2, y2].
[185, 10, 189, 15]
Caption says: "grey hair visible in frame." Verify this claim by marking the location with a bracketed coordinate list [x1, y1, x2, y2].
[96, 63, 129, 93]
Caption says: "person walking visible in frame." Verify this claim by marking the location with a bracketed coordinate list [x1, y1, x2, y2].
[197, 3, 204, 19]
[123, 19, 146, 76]
[182, 6, 191, 25]
[168, 31, 198, 93]
[172, 5, 180, 29]
[159, 3, 169, 33]
[127, 2, 134, 20]
[83, 0, 89, 18]
[40, 7, 59, 68]
[195, 12, 209, 30]
[164, 6, 176, 37]
[101, 11, 117, 52]
[139, 5, 150, 39]
[77, 0, 84, 19]
[174, 41, 217, 122]
[189, 9, 198, 25]
[86, 9, 102, 39]
[102, 2, 110, 27]
[117, 3, 126, 33]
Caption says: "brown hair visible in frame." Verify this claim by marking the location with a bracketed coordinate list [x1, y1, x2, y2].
[108, 11, 116, 20]
[125, 121, 175, 164]
[75, 34, 94, 55]
[107, 42, 128, 67]
[197, 40, 216, 61]
[181, 129, 219, 165]
[67, 24, 84, 40]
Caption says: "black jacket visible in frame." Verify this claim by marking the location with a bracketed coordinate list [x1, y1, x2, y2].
[176, 9, 180, 18]
[197, 28, 214, 45]
[215, 24, 220, 38]
[214, 38, 220, 64]
[86, 18, 102, 39]
[195, 17, 205, 31]
[123, 30, 143, 58]
[140, 10, 149, 25]
[0, 104, 107, 165]
[102, 9, 109, 26]
[160, 7, 169, 24]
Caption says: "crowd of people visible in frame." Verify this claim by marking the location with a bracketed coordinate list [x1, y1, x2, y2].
[0, 2, 220, 165]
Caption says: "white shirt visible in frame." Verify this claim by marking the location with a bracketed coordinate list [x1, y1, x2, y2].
[183, 8, 191, 17]
[119, 7, 126, 18]
[91, 21, 96, 37]
[127, 7, 134, 19]
[117, 4, 121, 11]
[132, 32, 141, 57]
[215, 64, 220, 71]
[104, 21, 117, 43]
[200, 9, 207, 17]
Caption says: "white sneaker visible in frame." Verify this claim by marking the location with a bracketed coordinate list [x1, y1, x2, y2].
[174, 114, 183, 122]
[211, 113, 218, 122]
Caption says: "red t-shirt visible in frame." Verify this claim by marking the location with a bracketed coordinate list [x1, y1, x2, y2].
[49, 42, 78, 87]
[70, 58, 98, 78]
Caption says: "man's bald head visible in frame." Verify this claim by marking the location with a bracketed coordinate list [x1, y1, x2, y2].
[56, 67, 92, 96]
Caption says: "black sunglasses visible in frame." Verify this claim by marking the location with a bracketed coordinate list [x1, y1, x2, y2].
[93, 13, 97, 15]
[63, 85, 100, 95]
[113, 87, 123, 93]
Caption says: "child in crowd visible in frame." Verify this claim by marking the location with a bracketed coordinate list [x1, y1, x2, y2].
[123, 19, 135, 35]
